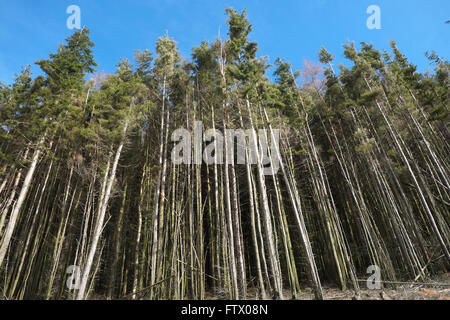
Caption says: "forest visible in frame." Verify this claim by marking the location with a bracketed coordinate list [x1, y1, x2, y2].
[0, 9, 449, 300]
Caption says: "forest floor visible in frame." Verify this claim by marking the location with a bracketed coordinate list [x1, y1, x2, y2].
[295, 272, 450, 300]
[323, 271, 450, 300]
[205, 272, 450, 300]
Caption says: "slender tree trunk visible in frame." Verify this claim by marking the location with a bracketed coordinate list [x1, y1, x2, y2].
[0, 135, 45, 268]
[76, 121, 129, 300]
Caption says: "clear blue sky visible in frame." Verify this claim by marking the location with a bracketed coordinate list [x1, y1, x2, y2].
[0, 0, 448, 84]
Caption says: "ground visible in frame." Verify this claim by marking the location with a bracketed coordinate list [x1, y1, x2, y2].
[206, 272, 450, 300]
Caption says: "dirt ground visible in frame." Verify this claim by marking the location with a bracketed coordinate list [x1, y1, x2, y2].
[294, 272, 450, 300]
[296, 285, 450, 300]
[320, 272, 450, 300]
[206, 272, 450, 300]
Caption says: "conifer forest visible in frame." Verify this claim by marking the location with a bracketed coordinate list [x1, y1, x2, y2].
[0, 8, 449, 300]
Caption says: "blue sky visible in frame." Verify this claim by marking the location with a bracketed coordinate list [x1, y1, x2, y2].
[0, 0, 448, 85]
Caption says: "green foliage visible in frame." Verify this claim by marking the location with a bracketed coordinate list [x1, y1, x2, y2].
[318, 47, 335, 64]
[36, 28, 97, 94]
[155, 32, 181, 80]
[225, 8, 254, 61]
